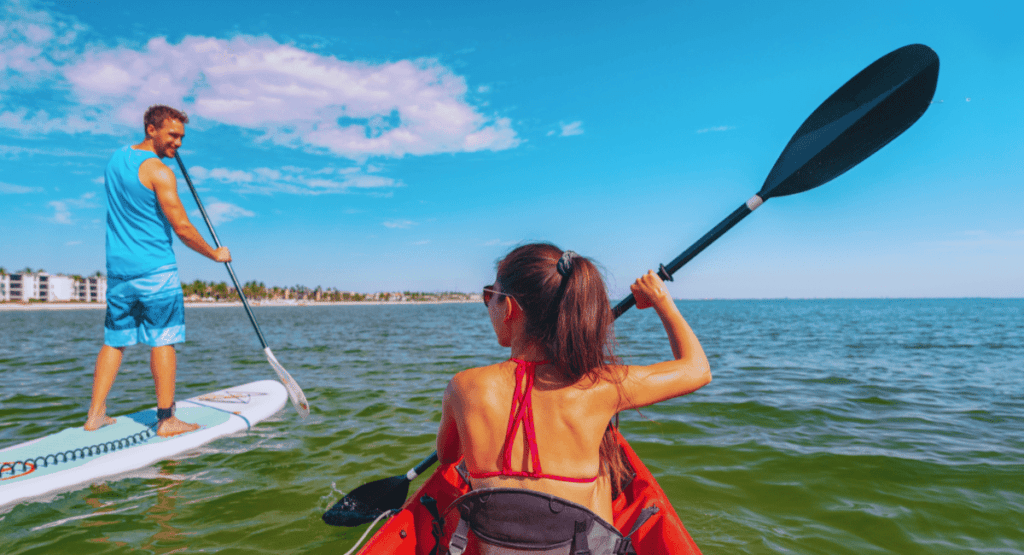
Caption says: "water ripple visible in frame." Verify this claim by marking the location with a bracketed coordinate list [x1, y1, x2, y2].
[2, 299, 1022, 554]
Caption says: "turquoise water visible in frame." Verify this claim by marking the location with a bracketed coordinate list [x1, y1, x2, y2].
[1, 299, 1022, 554]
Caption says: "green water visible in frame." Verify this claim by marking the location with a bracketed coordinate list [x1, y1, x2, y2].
[1, 300, 1022, 553]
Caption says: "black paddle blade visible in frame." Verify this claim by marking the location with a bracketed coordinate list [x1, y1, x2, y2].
[761, 44, 939, 200]
[322, 474, 410, 527]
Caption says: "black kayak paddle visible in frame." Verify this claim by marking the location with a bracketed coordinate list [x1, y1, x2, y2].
[323, 43, 939, 527]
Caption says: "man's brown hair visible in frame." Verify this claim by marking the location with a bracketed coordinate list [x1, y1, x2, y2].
[143, 105, 189, 134]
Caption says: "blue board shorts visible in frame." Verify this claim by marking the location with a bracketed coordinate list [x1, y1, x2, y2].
[104, 265, 185, 348]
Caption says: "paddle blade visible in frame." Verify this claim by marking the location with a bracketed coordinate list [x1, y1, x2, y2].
[264, 347, 310, 419]
[760, 44, 939, 199]
[322, 474, 410, 527]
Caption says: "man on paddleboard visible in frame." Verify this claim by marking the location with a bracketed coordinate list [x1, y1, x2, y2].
[84, 105, 231, 437]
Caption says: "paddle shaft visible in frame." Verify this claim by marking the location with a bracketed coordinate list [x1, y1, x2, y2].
[613, 198, 760, 317]
[173, 153, 269, 350]
[411, 452, 439, 479]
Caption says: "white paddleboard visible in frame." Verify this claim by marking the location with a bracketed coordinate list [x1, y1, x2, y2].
[0, 380, 287, 508]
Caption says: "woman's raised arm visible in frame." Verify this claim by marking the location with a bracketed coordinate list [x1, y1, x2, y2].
[617, 270, 711, 411]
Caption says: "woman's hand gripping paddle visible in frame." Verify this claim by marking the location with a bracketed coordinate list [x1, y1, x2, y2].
[322, 43, 940, 527]
[174, 153, 311, 419]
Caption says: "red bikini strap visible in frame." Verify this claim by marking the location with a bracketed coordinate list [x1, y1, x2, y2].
[500, 359, 546, 474]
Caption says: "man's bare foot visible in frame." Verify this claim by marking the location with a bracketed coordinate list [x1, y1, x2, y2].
[84, 413, 117, 431]
[156, 416, 201, 437]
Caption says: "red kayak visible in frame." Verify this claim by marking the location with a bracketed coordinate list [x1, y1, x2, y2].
[356, 429, 702, 554]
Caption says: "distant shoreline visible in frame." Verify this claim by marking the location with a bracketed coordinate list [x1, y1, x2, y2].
[1, 297, 1018, 312]
[0, 299, 480, 311]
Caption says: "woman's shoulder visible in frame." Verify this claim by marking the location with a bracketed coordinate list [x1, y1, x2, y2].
[450, 361, 511, 391]
[456, 360, 509, 378]
[570, 363, 629, 389]
[448, 362, 513, 409]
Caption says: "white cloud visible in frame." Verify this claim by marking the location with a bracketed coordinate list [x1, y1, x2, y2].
[46, 191, 96, 223]
[557, 121, 584, 137]
[0, 1, 83, 86]
[0, 144, 103, 158]
[383, 219, 416, 229]
[184, 164, 403, 195]
[207, 168, 254, 184]
[1, 5, 520, 159]
[48, 200, 71, 223]
[188, 198, 255, 225]
[696, 126, 735, 134]
[0, 106, 114, 134]
[0, 181, 42, 193]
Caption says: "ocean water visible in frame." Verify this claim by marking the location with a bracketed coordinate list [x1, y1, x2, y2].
[1, 299, 1022, 554]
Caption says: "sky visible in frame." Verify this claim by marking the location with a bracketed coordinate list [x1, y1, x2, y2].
[1, 0, 1020, 299]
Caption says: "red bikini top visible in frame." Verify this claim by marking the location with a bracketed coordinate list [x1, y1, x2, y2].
[468, 358, 600, 484]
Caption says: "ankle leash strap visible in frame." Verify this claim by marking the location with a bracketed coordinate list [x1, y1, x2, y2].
[156, 402, 175, 421]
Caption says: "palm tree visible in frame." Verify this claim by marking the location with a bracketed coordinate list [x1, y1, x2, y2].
[243, 280, 267, 300]
[212, 281, 230, 300]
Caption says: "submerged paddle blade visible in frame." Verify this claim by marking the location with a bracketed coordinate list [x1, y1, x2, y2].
[322, 474, 410, 526]
[761, 44, 939, 200]
[265, 347, 310, 419]
[323, 452, 437, 526]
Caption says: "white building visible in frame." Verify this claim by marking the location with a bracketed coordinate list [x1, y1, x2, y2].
[0, 272, 106, 303]
[0, 273, 36, 302]
[76, 275, 107, 303]
[44, 274, 77, 301]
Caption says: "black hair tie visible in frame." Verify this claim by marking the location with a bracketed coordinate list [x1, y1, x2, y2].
[557, 250, 577, 278]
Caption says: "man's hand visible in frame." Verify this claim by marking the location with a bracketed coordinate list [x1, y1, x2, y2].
[212, 247, 232, 263]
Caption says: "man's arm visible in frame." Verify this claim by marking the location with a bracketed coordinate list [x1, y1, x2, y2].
[144, 159, 231, 263]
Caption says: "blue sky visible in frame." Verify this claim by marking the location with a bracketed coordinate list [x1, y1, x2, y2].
[1, 0, 1020, 299]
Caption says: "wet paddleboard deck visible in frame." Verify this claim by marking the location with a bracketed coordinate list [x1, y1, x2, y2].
[356, 429, 702, 554]
[0, 380, 287, 508]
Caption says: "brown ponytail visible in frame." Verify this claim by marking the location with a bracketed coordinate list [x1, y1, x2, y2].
[496, 243, 628, 486]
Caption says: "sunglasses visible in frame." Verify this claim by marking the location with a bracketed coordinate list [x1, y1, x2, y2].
[482, 286, 514, 306]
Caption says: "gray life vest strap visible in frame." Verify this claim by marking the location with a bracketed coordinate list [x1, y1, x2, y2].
[613, 505, 660, 554]
[447, 517, 471, 555]
[445, 488, 659, 555]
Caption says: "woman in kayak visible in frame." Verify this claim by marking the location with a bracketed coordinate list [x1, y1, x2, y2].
[437, 243, 710, 552]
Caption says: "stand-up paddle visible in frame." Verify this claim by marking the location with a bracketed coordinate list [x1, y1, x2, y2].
[323, 43, 939, 527]
[174, 153, 311, 419]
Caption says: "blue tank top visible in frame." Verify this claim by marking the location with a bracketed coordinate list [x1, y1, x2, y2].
[105, 146, 177, 279]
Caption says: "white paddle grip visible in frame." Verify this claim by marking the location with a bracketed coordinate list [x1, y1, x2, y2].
[746, 195, 764, 211]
